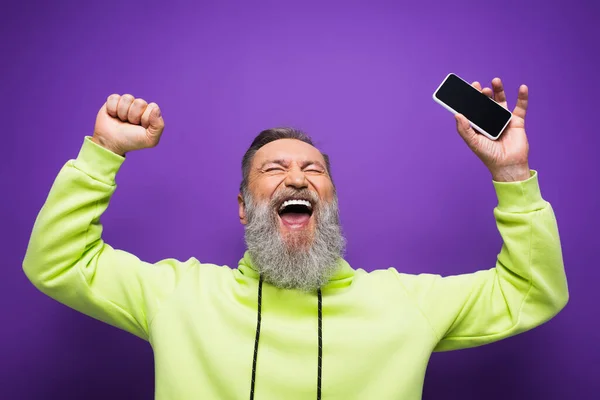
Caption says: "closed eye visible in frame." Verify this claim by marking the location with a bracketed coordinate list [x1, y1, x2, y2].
[265, 167, 285, 172]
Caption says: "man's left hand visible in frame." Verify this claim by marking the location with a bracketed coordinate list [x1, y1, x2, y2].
[454, 78, 530, 182]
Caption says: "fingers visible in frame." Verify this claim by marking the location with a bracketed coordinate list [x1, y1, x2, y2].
[140, 103, 153, 129]
[141, 103, 157, 129]
[106, 94, 158, 126]
[491, 78, 508, 107]
[472, 81, 493, 98]
[148, 106, 164, 136]
[471, 78, 528, 121]
[141, 102, 164, 136]
[117, 94, 135, 120]
[513, 84, 528, 119]
[106, 94, 120, 118]
[455, 113, 480, 150]
[128, 98, 148, 125]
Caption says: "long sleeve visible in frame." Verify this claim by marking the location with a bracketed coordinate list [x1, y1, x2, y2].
[394, 170, 569, 351]
[22, 137, 193, 341]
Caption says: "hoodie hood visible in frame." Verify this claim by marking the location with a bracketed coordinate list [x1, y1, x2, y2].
[237, 251, 356, 290]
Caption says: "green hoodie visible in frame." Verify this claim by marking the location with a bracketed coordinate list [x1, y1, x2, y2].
[23, 137, 568, 399]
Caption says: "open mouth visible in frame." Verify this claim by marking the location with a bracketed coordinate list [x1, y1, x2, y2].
[277, 199, 314, 228]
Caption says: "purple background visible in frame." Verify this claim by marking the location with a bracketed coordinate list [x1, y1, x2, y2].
[2, 0, 599, 398]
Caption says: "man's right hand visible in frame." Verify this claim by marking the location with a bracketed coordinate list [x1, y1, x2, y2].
[92, 94, 165, 156]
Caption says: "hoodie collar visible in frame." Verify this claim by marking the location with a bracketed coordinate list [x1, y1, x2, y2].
[237, 251, 355, 289]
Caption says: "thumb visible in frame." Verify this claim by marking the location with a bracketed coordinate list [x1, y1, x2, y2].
[147, 104, 164, 137]
[455, 114, 479, 149]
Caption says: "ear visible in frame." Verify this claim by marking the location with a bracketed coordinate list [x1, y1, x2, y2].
[238, 193, 248, 225]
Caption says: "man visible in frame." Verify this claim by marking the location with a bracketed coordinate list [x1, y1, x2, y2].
[23, 78, 568, 399]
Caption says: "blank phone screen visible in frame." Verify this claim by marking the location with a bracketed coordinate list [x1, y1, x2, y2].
[435, 74, 512, 139]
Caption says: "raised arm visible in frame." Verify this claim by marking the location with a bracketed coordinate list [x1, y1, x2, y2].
[395, 169, 568, 350]
[395, 78, 568, 350]
[22, 95, 192, 340]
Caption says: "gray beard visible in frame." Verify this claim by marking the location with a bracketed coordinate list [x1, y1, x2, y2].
[243, 189, 346, 292]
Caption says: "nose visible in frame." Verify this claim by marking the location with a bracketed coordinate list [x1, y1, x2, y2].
[284, 166, 308, 190]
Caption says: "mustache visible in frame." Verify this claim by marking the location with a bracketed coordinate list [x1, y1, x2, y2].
[269, 187, 320, 209]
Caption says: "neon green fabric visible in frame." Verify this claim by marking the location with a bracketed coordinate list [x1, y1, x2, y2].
[23, 137, 568, 399]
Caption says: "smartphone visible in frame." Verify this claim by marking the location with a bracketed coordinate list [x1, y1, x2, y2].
[433, 73, 512, 141]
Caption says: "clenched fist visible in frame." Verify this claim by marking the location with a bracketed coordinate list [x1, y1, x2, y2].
[92, 94, 165, 156]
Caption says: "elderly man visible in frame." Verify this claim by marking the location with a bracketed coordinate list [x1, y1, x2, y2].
[23, 79, 568, 400]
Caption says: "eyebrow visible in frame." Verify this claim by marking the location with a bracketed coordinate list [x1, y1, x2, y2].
[259, 159, 326, 170]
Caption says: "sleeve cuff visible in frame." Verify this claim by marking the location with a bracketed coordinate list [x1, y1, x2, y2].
[492, 170, 547, 213]
[72, 136, 125, 185]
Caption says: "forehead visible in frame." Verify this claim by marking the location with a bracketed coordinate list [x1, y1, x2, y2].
[252, 139, 326, 166]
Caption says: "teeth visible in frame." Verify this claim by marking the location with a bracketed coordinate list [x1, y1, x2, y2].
[279, 199, 312, 211]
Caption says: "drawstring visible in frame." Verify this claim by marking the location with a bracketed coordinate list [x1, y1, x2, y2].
[317, 288, 323, 400]
[249, 277, 263, 400]
[249, 277, 324, 399]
